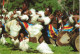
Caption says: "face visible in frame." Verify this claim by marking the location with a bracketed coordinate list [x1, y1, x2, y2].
[20, 33, 24, 38]
[44, 8, 50, 16]
[13, 10, 16, 14]
[22, 3, 27, 10]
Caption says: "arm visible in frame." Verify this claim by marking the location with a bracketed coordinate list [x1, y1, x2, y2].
[73, 15, 79, 24]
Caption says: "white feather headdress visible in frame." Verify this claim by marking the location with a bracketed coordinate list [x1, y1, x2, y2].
[30, 8, 36, 15]
[19, 15, 29, 21]
[42, 17, 51, 25]
[38, 11, 45, 17]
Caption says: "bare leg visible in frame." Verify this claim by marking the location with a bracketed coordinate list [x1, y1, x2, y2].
[38, 36, 44, 43]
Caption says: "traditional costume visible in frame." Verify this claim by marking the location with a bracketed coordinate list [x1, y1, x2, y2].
[75, 20, 80, 28]
[62, 23, 73, 32]
[46, 24, 58, 40]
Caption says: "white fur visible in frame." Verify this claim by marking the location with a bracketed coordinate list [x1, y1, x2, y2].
[23, 39, 29, 43]
[37, 41, 54, 54]
[13, 14, 18, 18]
[0, 34, 7, 45]
[8, 11, 13, 16]
[11, 38, 19, 47]
[5, 19, 10, 24]
[5, 20, 21, 37]
[19, 39, 29, 51]
[69, 15, 74, 24]
[53, 44, 56, 47]
[31, 14, 39, 24]
[0, 28, 2, 34]
[1, 19, 5, 24]
[10, 22, 21, 37]
[5, 20, 17, 32]
[0, 14, 5, 18]
[5, 21, 12, 32]
[38, 11, 45, 17]
[6, 11, 13, 19]
[0, 15, 5, 24]
[27, 24, 43, 37]
[75, 24, 80, 28]
[5, 11, 13, 19]
[32, 24, 43, 30]
[11, 39, 15, 43]
[27, 26, 40, 37]
[14, 39, 19, 47]
[30, 8, 36, 15]
[20, 15, 29, 21]
[42, 17, 51, 25]
[6, 14, 10, 19]
[16, 11, 21, 16]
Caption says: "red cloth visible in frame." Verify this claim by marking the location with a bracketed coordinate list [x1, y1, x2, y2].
[3, 0, 5, 6]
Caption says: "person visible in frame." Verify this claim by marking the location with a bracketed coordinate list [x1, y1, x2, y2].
[61, 15, 74, 32]
[22, 2, 29, 14]
[68, 11, 79, 27]
[54, 10, 63, 29]
[44, 7, 52, 16]
[38, 7, 54, 44]
[18, 24, 29, 42]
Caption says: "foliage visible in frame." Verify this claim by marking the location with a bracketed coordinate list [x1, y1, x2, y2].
[4, 0, 24, 11]
[4, 0, 79, 13]
[29, 0, 61, 13]
[61, 0, 79, 11]
[4, 0, 61, 13]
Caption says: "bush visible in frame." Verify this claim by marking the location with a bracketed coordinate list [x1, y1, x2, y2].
[29, 0, 61, 13]
[4, 0, 24, 11]
[4, 0, 61, 13]
[4, 0, 78, 13]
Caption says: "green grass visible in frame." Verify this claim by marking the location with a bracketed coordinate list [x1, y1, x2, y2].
[0, 38, 79, 54]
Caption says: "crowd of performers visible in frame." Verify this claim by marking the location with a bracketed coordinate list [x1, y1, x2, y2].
[0, 2, 79, 53]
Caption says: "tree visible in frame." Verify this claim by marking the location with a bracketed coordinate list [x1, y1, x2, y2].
[4, 0, 24, 11]
[29, 0, 62, 13]
[61, 0, 79, 11]
[4, 0, 62, 13]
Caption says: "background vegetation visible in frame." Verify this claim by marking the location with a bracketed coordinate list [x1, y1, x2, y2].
[0, 0, 78, 13]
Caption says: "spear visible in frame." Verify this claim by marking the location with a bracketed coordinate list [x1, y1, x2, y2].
[1, 0, 5, 16]
[3, 0, 4, 9]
